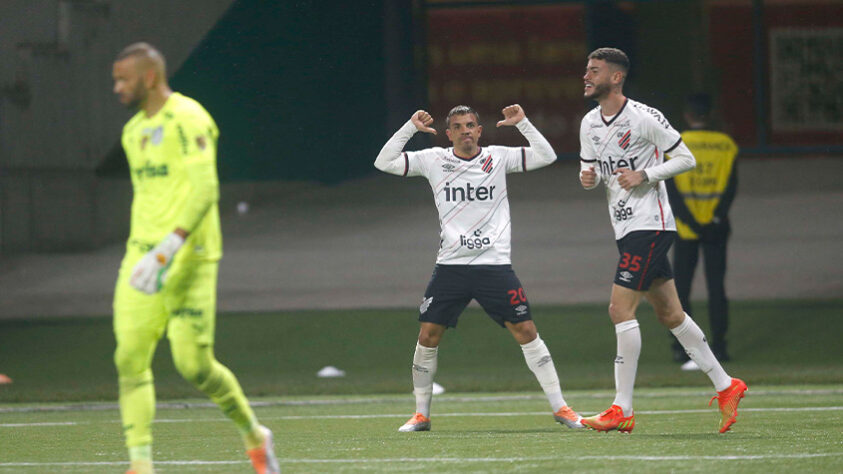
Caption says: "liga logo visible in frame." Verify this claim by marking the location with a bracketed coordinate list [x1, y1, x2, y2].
[459, 229, 491, 250]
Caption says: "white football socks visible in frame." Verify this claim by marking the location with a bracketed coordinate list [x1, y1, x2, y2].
[612, 319, 641, 415]
[671, 314, 732, 392]
[411, 342, 438, 418]
[520, 335, 567, 412]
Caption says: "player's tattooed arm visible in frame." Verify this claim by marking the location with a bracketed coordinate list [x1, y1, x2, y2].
[613, 168, 648, 191]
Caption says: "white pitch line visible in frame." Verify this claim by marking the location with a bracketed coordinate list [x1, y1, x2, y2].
[1, 452, 841, 468]
[3, 406, 842, 427]
[2, 387, 841, 414]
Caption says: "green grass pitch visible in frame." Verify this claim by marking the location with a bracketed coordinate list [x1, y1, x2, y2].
[1, 299, 842, 472]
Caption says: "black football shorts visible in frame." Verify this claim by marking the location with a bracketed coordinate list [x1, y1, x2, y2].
[418, 264, 532, 328]
[614, 230, 675, 291]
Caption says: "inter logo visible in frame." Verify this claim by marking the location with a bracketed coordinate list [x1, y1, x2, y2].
[618, 130, 631, 150]
[443, 182, 496, 202]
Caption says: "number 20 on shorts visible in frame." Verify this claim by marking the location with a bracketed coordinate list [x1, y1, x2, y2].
[508, 287, 527, 305]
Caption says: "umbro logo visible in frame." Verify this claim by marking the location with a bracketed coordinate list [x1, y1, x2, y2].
[442, 163, 456, 172]
[618, 271, 634, 282]
[420, 296, 433, 314]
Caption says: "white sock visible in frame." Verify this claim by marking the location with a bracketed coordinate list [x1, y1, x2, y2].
[520, 335, 567, 412]
[671, 314, 732, 392]
[411, 342, 438, 417]
[612, 319, 640, 415]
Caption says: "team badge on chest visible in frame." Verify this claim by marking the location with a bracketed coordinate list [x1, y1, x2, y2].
[618, 130, 631, 150]
[481, 155, 494, 173]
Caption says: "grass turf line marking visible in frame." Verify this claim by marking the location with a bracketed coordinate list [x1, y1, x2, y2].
[2, 453, 842, 467]
[3, 406, 842, 427]
[2, 387, 841, 414]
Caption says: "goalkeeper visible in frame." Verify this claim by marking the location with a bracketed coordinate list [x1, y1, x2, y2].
[111, 42, 278, 474]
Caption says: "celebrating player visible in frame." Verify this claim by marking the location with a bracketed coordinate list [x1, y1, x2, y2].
[375, 104, 584, 432]
[576, 48, 747, 433]
[111, 43, 279, 474]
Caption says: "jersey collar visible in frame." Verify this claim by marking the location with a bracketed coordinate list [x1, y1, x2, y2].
[601, 97, 629, 127]
[452, 147, 483, 162]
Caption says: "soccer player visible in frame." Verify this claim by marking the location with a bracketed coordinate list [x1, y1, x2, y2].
[111, 43, 279, 474]
[666, 93, 739, 369]
[375, 104, 584, 432]
[576, 48, 747, 433]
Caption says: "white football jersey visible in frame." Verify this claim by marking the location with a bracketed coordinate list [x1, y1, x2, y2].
[404, 145, 528, 264]
[580, 98, 685, 240]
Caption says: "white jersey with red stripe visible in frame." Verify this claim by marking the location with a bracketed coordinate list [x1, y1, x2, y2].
[405, 145, 527, 264]
[579, 98, 687, 240]
[375, 118, 557, 265]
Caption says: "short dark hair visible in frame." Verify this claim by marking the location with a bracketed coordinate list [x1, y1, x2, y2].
[685, 93, 712, 120]
[446, 105, 479, 128]
[588, 47, 630, 74]
[115, 42, 167, 74]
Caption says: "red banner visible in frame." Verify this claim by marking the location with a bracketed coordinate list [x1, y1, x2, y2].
[427, 5, 588, 153]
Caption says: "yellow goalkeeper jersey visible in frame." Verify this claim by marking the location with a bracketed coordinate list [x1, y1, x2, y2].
[121, 92, 222, 261]
[670, 130, 738, 240]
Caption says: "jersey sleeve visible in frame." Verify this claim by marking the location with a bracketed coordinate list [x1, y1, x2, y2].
[641, 110, 695, 182]
[404, 148, 439, 178]
[579, 117, 601, 189]
[173, 110, 220, 233]
[513, 118, 557, 172]
[641, 108, 683, 154]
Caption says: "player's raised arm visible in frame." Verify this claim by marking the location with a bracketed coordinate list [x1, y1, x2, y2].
[374, 110, 436, 176]
[497, 104, 557, 171]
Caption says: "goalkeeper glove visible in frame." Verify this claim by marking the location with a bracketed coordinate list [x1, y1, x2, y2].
[129, 232, 185, 294]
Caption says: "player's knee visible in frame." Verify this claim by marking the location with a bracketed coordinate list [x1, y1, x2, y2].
[172, 345, 212, 386]
[114, 343, 149, 377]
[657, 309, 684, 328]
[418, 333, 440, 348]
[608, 303, 633, 323]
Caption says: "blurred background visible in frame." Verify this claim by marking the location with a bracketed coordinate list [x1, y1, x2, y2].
[0, 0, 840, 317]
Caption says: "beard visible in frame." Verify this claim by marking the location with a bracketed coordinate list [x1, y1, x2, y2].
[585, 81, 612, 101]
[123, 83, 147, 111]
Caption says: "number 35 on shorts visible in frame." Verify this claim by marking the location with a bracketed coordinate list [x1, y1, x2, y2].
[618, 252, 642, 272]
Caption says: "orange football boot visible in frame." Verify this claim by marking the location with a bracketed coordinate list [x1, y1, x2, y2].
[581, 404, 635, 433]
[709, 378, 748, 433]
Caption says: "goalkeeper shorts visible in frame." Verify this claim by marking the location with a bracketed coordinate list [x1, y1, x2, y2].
[113, 250, 218, 344]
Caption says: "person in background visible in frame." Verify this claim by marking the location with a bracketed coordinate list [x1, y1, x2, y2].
[666, 93, 739, 370]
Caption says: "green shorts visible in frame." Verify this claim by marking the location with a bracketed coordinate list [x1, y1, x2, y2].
[113, 249, 218, 345]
